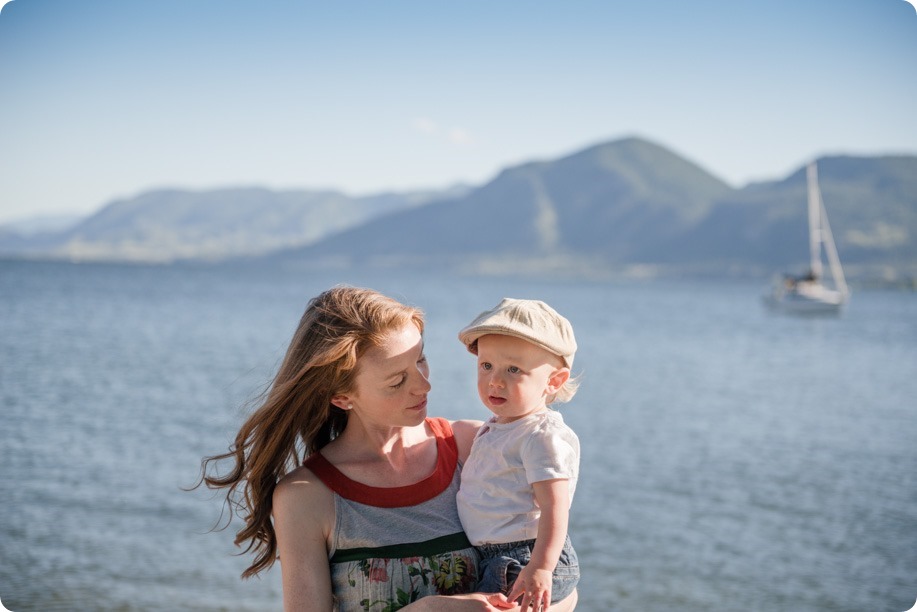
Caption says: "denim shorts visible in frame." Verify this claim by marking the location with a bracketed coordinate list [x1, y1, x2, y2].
[475, 535, 579, 604]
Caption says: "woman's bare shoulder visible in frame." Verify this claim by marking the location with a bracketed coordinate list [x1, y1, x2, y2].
[449, 419, 484, 464]
[450, 418, 484, 436]
[273, 464, 333, 516]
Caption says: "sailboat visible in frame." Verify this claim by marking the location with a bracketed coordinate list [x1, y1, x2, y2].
[764, 161, 850, 314]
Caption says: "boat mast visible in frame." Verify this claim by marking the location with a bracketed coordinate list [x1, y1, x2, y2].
[806, 163, 824, 280]
[808, 162, 849, 297]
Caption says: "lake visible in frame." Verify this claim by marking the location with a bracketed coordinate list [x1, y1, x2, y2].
[1, 259, 915, 611]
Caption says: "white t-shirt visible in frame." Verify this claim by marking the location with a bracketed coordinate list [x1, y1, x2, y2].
[457, 409, 580, 546]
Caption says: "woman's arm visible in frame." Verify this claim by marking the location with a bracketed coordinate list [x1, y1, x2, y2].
[272, 467, 336, 612]
[506, 479, 570, 611]
[450, 419, 484, 464]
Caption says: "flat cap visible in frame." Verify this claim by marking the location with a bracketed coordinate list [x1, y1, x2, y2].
[458, 297, 576, 368]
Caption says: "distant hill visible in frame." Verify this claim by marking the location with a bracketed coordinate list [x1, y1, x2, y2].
[2, 136, 915, 281]
[0, 185, 469, 262]
[0, 213, 83, 235]
[664, 156, 917, 279]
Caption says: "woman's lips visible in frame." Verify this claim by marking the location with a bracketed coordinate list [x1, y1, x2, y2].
[407, 398, 428, 411]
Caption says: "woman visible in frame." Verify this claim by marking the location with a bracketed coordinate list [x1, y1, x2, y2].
[201, 286, 570, 610]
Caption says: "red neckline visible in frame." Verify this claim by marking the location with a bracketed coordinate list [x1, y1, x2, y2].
[303, 417, 457, 508]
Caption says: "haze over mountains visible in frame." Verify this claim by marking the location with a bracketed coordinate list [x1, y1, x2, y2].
[0, 186, 470, 263]
[3, 137, 915, 280]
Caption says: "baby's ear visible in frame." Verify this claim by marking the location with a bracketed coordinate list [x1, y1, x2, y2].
[546, 367, 570, 395]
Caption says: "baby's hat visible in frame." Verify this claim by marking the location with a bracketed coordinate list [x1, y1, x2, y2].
[458, 297, 577, 368]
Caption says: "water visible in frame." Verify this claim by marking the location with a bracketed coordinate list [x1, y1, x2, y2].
[1, 260, 915, 611]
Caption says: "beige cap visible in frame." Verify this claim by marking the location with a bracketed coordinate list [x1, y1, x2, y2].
[458, 298, 577, 368]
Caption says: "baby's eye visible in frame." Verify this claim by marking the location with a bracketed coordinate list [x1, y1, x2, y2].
[480, 362, 492, 371]
[507, 366, 520, 374]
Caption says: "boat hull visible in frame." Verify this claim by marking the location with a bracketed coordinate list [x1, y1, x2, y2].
[763, 284, 847, 315]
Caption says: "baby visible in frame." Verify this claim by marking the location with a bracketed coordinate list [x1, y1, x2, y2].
[456, 298, 580, 610]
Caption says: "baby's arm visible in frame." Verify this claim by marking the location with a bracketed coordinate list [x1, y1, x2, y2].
[506, 478, 570, 610]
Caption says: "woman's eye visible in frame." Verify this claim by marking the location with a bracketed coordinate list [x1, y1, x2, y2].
[391, 375, 407, 389]
[417, 354, 427, 365]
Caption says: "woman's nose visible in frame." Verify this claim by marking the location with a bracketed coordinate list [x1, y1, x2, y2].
[413, 369, 432, 394]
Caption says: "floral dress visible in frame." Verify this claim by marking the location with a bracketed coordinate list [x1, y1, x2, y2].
[303, 417, 480, 611]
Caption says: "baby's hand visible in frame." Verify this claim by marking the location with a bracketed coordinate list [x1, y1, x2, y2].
[486, 593, 519, 610]
[507, 565, 552, 610]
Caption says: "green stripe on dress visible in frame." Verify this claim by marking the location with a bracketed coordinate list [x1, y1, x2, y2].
[330, 532, 472, 564]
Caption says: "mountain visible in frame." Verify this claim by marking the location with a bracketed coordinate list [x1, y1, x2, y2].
[0, 185, 469, 263]
[271, 138, 735, 271]
[665, 155, 917, 278]
[3, 137, 915, 281]
[270, 138, 917, 280]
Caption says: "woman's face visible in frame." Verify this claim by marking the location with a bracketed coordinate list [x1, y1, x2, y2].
[341, 322, 431, 429]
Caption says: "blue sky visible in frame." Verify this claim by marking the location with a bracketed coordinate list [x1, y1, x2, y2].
[1, 0, 915, 223]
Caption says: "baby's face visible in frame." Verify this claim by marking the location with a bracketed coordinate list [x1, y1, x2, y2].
[474, 334, 568, 423]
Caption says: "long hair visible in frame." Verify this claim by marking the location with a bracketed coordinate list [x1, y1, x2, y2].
[198, 286, 424, 578]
